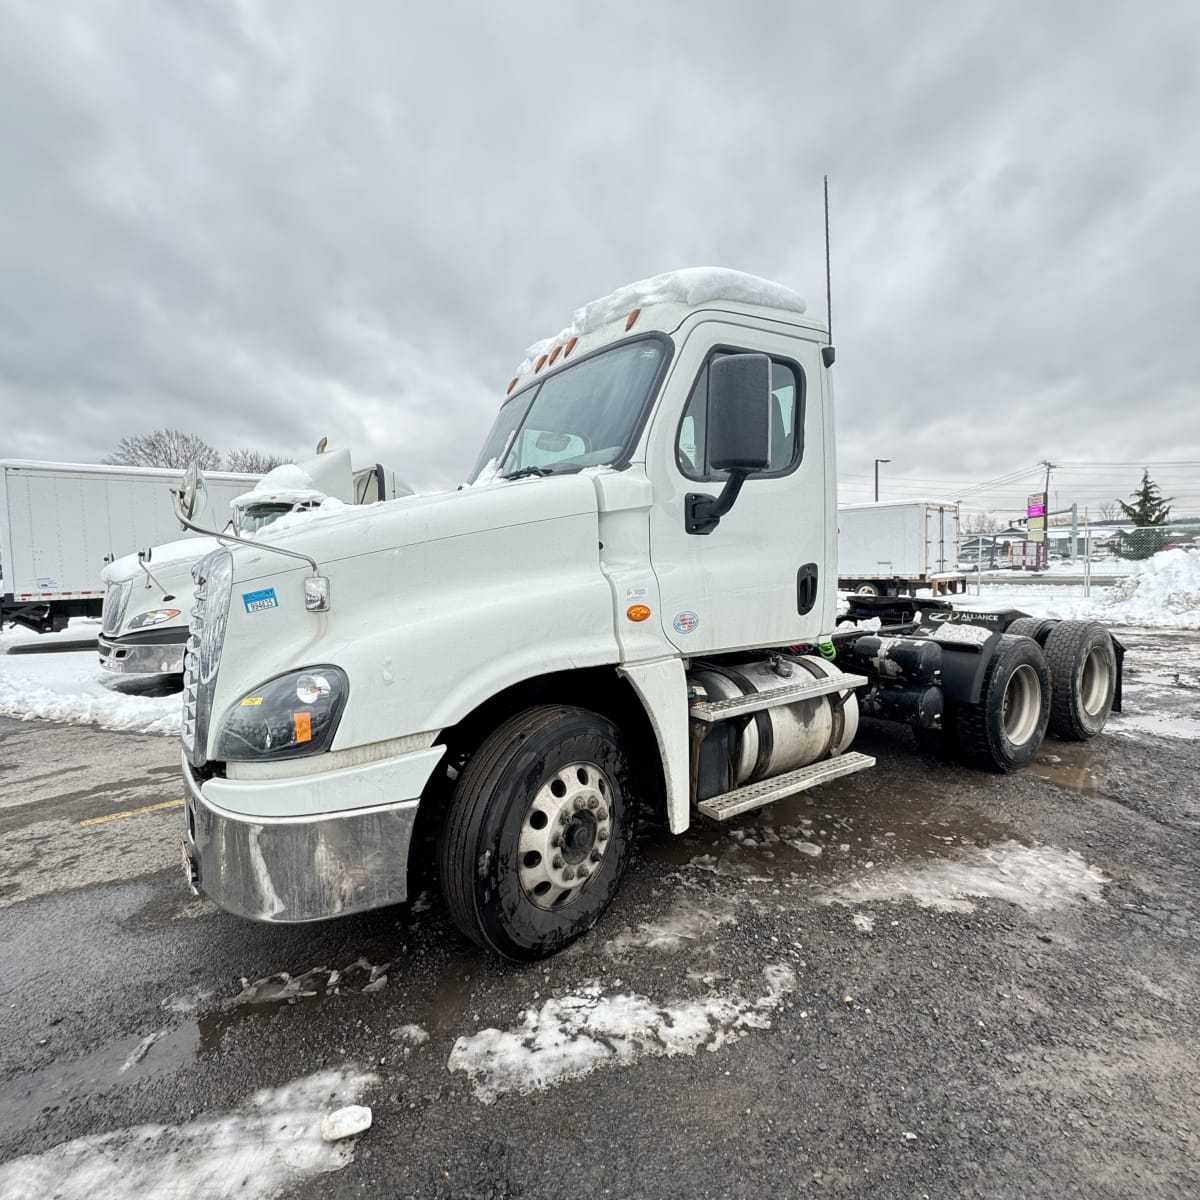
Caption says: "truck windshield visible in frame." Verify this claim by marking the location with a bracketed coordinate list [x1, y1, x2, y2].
[468, 338, 667, 482]
[237, 502, 303, 533]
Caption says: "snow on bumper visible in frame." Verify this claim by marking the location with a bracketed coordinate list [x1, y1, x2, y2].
[181, 747, 444, 923]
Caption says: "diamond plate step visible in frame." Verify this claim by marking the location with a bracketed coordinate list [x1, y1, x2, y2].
[696, 751, 876, 822]
[689, 672, 868, 723]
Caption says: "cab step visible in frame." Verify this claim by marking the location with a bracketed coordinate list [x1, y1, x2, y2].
[689, 672, 868, 723]
[696, 751, 876, 822]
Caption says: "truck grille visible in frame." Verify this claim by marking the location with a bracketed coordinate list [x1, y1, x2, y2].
[181, 549, 233, 767]
[101, 580, 132, 635]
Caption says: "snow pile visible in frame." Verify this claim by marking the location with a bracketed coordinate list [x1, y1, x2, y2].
[0, 1068, 376, 1200]
[1100, 549, 1200, 627]
[0, 648, 180, 735]
[823, 841, 1108, 914]
[448, 964, 795, 1104]
[517, 267, 807, 375]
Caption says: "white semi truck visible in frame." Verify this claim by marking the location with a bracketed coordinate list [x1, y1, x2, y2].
[837, 499, 966, 596]
[98, 449, 411, 676]
[171, 268, 1122, 962]
[0, 460, 258, 635]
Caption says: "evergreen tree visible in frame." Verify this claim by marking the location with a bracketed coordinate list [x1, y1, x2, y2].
[1116, 469, 1174, 559]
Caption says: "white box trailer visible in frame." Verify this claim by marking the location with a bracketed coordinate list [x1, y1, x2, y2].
[0, 460, 258, 634]
[838, 499, 965, 596]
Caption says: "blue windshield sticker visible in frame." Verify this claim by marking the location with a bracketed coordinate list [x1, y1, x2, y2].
[242, 587, 279, 613]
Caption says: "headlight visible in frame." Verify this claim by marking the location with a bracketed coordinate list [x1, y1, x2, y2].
[214, 666, 349, 761]
[127, 608, 182, 630]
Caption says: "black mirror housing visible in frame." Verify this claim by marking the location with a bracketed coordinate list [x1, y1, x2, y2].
[707, 353, 772, 473]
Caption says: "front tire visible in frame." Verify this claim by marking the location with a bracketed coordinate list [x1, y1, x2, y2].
[439, 705, 638, 962]
[954, 634, 1051, 772]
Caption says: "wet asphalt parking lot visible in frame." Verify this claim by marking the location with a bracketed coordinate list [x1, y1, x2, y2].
[0, 627, 1198, 1199]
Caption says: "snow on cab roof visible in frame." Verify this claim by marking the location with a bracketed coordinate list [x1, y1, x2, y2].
[514, 267, 808, 379]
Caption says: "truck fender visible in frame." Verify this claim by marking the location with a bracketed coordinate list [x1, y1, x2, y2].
[618, 658, 691, 835]
[934, 636, 1001, 706]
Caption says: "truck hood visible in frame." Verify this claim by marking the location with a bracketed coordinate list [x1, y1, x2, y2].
[102, 537, 222, 586]
[227, 473, 601, 579]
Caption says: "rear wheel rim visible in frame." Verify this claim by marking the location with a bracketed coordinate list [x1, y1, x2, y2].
[517, 761, 613, 911]
[1002, 664, 1041, 745]
[1079, 645, 1112, 717]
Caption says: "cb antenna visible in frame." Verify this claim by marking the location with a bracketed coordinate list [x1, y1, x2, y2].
[823, 174, 832, 345]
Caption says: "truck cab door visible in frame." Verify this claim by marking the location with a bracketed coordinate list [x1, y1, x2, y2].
[645, 320, 834, 655]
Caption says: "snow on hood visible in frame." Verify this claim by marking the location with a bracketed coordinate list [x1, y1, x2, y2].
[516, 267, 808, 375]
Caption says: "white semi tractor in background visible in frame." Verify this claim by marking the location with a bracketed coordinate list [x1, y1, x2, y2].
[170, 267, 1123, 963]
[98, 449, 411, 676]
[837, 499, 966, 596]
[0, 460, 258, 635]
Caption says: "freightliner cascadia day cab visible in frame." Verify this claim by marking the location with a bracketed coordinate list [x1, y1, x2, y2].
[173, 268, 1122, 962]
[98, 449, 412, 676]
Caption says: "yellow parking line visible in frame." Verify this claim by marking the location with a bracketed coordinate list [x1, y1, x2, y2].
[80, 798, 184, 827]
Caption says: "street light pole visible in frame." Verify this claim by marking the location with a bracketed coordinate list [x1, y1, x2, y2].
[874, 458, 891, 502]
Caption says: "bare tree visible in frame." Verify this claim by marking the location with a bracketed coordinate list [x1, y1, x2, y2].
[104, 429, 222, 470]
[962, 510, 1001, 534]
[1096, 501, 1119, 523]
[225, 449, 290, 474]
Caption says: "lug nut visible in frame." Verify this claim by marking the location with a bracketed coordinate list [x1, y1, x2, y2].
[552, 855, 564, 869]
[598, 829, 609, 842]
[550, 833, 561, 848]
[560, 813, 571, 826]
[574, 797, 587, 811]
[587, 796, 598, 810]
[576, 864, 589, 878]
[590, 849, 602, 863]
[596, 808, 608, 821]
[561, 866, 574, 880]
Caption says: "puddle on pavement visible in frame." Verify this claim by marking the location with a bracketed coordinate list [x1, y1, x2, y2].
[1029, 742, 1108, 798]
[642, 783, 1018, 883]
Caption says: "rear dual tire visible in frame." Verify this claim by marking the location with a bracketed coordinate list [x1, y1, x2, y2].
[1044, 620, 1117, 740]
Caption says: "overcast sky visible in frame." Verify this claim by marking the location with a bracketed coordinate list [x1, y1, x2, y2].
[2, 1, 1198, 515]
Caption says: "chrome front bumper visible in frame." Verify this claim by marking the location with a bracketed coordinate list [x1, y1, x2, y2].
[182, 754, 433, 923]
[99, 633, 187, 675]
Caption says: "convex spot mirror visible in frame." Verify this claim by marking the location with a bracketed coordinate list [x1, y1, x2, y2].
[706, 353, 773, 474]
[176, 462, 209, 522]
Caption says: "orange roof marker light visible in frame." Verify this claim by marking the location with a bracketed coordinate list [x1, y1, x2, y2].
[564, 337, 578, 357]
[548, 346, 562, 365]
[535, 354, 548, 373]
[626, 604, 651, 623]
[625, 308, 641, 331]
[506, 377, 518, 394]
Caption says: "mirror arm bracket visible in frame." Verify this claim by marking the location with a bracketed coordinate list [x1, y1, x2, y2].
[685, 470, 748, 535]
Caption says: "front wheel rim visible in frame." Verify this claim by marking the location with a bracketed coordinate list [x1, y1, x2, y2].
[517, 761, 614, 911]
[1002, 663, 1042, 745]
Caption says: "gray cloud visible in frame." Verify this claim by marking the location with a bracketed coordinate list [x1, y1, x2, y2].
[1, 0, 1197, 512]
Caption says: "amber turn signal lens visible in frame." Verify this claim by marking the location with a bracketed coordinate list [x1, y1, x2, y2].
[535, 354, 548, 372]
[293, 712, 313, 743]
[506, 377, 518, 394]
[564, 337, 577, 357]
[625, 308, 640, 330]
[548, 346, 561, 365]
[626, 604, 651, 622]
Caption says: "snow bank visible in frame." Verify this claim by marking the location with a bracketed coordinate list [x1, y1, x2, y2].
[950, 549, 1200, 629]
[0, 1068, 376, 1200]
[447, 964, 795, 1104]
[0, 649, 180, 734]
[517, 267, 807, 375]
[1102, 548, 1200, 626]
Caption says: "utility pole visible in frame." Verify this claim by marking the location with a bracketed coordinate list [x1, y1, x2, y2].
[874, 458, 891, 502]
[1040, 459, 1056, 569]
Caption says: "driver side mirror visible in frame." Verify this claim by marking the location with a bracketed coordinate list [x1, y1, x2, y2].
[707, 353, 772, 472]
[686, 353, 773, 534]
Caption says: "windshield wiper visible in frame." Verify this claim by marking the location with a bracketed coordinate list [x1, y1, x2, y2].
[501, 466, 555, 481]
